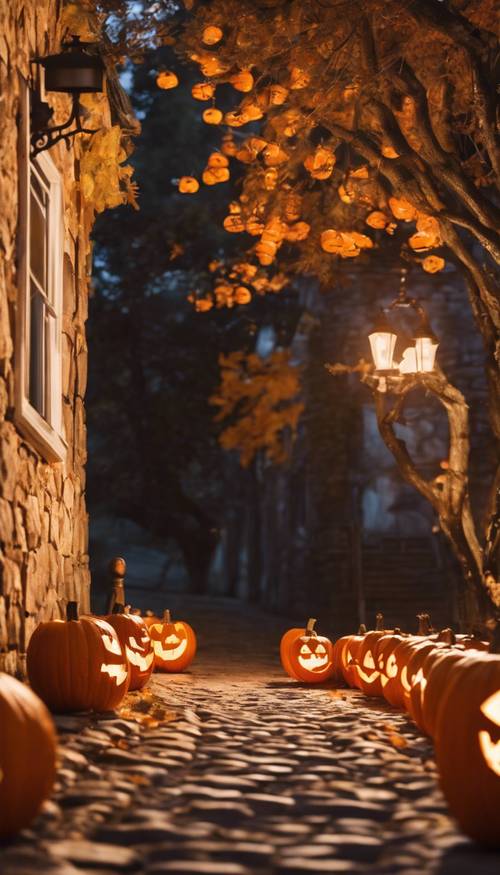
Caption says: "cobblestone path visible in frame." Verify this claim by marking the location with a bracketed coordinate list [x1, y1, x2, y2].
[2, 597, 500, 875]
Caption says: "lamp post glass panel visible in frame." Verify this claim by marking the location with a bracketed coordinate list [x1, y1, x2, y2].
[368, 311, 397, 374]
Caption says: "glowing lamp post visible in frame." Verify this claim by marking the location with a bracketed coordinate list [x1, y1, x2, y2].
[367, 270, 439, 388]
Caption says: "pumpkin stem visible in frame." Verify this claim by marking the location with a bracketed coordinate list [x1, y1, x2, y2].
[375, 612, 384, 631]
[66, 601, 79, 621]
[305, 618, 317, 635]
[437, 627, 456, 645]
[358, 624, 367, 635]
[163, 609, 172, 624]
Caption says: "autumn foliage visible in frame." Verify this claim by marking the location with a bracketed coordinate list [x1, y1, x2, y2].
[210, 350, 304, 467]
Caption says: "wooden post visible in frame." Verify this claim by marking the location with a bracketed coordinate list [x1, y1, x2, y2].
[107, 557, 126, 614]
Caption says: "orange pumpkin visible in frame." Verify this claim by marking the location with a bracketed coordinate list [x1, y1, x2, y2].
[373, 630, 406, 701]
[149, 610, 197, 672]
[230, 70, 254, 92]
[202, 107, 223, 125]
[333, 626, 367, 687]
[420, 649, 473, 737]
[283, 619, 334, 683]
[0, 674, 57, 838]
[105, 607, 155, 692]
[356, 615, 391, 696]
[202, 25, 223, 45]
[27, 602, 130, 712]
[434, 655, 500, 846]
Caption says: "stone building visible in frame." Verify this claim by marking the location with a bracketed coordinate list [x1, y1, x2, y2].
[0, 1, 137, 674]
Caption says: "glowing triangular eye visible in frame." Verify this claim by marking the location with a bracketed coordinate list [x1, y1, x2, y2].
[102, 634, 122, 655]
[128, 636, 140, 650]
[316, 644, 326, 655]
[481, 691, 500, 727]
[364, 652, 375, 669]
[386, 654, 398, 677]
[300, 644, 311, 655]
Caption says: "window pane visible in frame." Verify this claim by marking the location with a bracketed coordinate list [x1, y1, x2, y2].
[29, 288, 45, 417]
[30, 179, 47, 289]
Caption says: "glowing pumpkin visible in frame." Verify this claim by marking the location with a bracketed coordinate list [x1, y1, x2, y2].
[105, 607, 154, 692]
[27, 603, 130, 712]
[355, 615, 391, 696]
[434, 655, 500, 846]
[420, 649, 473, 737]
[333, 626, 367, 688]
[149, 610, 197, 672]
[0, 673, 57, 838]
[374, 630, 406, 700]
[283, 619, 334, 683]
[280, 626, 307, 679]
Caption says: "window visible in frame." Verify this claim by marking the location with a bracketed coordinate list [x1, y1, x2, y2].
[15, 80, 66, 462]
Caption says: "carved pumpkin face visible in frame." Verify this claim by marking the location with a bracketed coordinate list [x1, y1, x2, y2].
[356, 629, 392, 696]
[27, 608, 130, 713]
[434, 656, 500, 846]
[104, 613, 155, 692]
[149, 611, 197, 672]
[281, 620, 334, 683]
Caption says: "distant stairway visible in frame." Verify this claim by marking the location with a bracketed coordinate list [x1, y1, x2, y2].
[361, 536, 454, 632]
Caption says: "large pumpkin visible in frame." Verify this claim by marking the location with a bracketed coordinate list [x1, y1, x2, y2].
[434, 655, 500, 846]
[27, 602, 130, 712]
[149, 610, 197, 672]
[105, 607, 155, 692]
[282, 619, 334, 683]
[0, 674, 57, 838]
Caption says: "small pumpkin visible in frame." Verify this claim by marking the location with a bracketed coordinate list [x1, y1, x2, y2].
[27, 602, 130, 712]
[0, 674, 57, 838]
[105, 606, 155, 692]
[282, 619, 335, 683]
[355, 614, 391, 696]
[332, 625, 367, 687]
[434, 655, 500, 847]
[149, 610, 197, 672]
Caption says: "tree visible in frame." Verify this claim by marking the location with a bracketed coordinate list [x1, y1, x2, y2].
[162, 0, 499, 623]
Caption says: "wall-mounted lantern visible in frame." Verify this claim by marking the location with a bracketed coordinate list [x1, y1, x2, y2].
[31, 36, 105, 157]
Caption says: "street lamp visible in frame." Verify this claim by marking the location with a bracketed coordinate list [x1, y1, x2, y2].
[368, 310, 398, 374]
[31, 36, 105, 157]
[368, 268, 439, 387]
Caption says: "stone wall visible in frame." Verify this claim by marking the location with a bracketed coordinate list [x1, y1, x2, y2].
[0, 1, 107, 675]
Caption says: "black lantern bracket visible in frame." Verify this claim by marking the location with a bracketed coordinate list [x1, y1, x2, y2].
[30, 36, 105, 158]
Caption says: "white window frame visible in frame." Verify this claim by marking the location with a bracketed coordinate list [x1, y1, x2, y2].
[15, 79, 67, 463]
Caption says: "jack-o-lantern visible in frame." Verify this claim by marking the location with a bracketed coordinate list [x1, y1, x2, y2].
[105, 607, 155, 692]
[434, 655, 500, 846]
[0, 673, 57, 838]
[355, 613, 392, 696]
[149, 610, 197, 672]
[203, 107, 223, 125]
[282, 619, 334, 683]
[404, 639, 446, 721]
[27, 602, 130, 712]
[332, 626, 366, 687]
[420, 649, 473, 737]
[156, 70, 179, 90]
[374, 630, 406, 702]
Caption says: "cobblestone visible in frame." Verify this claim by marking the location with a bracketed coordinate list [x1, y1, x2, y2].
[2, 595, 500, 873]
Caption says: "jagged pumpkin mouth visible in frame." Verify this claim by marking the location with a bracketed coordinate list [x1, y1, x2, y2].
[100, 663, 128, 686]
[153, 638, 188, 661]
[126, 647, 154, 671]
